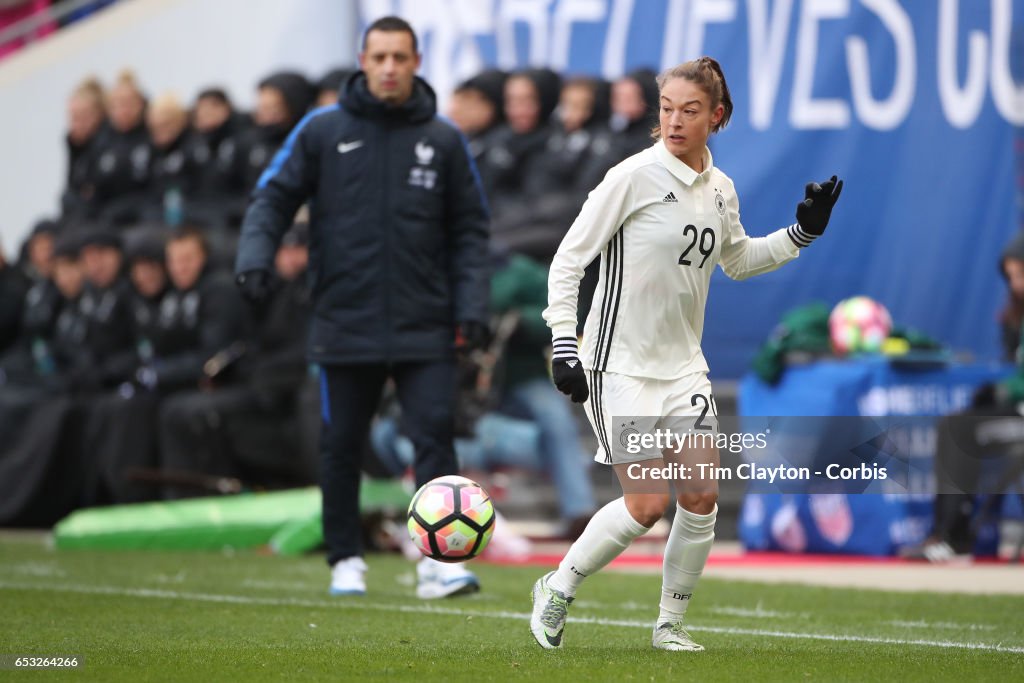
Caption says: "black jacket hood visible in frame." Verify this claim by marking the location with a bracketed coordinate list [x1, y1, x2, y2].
[340, 72, 437, 124]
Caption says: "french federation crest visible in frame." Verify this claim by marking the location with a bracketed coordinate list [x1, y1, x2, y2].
[415, 140, 435, 166]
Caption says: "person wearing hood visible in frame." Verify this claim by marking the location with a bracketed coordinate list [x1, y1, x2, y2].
[18, 219, 58, 284]
[92, 70, 153, 226]
[609, 68, 660, 158]
[446, 68, 507, 165]
[237, 71, 315, 191]
[477, 68, 561, 223]
[234, 15, 490, 600]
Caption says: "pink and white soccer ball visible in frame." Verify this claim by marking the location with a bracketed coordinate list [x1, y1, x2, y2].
[829, 296, 893, 355]
[407, 475, 495, 563]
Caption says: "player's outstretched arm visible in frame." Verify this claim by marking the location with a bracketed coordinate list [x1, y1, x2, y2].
[787, 175, 844, 248]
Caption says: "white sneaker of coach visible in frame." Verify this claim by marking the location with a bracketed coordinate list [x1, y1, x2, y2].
[416, 556, 480, 599]
[329, 556, 368, 596]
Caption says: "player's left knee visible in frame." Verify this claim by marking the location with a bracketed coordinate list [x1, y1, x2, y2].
[676, 492, 718, 516]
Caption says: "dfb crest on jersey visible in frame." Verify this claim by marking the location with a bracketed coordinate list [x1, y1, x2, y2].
[715, 191, 726, 216]
[618, 421, 640, 449]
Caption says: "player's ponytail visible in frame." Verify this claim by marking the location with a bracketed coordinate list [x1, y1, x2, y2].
[699, 56, 732, 132]
[651, 55, 734, 139]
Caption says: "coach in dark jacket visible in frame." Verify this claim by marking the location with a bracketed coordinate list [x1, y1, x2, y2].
[234, 16, 489, 598]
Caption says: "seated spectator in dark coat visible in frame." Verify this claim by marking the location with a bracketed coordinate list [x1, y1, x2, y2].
[75, 227, 136, 390]
[146, 93, 194, 226]
[60, 78, 108, 222]
[17, 218, 58, 284]
[237, 72, 315, 191]
[477, 68, 560, 225]
[185, 88, 250, 228]
[446, 69, 507, 165]
[92, 71, 153, 227]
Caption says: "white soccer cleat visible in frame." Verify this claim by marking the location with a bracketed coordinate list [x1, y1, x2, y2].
[529, 571, 573, 649]
[415, 557, 480, 599]
[652, 620, 705, 651]
[329, 556, 368, 596]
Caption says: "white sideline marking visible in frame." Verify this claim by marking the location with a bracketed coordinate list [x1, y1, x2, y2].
[887, 620, 997, 632]
[1, 581, 1022, 655]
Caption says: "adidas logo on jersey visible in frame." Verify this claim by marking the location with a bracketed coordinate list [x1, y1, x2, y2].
[663, 192, 678, 202]
[567, 360, 578, 368]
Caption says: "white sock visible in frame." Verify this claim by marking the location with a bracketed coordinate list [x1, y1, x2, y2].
[658, 504, 717, 623]
[547, 497, 649, 597]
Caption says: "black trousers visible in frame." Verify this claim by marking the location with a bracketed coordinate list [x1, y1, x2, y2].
[321, 360, 457, 565]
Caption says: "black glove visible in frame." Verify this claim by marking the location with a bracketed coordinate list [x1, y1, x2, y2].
[551, 336, 589, 403]
[788, 175, 844, 247]
[236, 269, 273, 306]
[457, 321, 490, 352]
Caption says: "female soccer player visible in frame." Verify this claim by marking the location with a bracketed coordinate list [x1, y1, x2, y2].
[529, 56, 843, 652]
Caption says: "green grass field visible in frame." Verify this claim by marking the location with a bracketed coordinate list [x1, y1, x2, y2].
[1, 535, 1022, 682]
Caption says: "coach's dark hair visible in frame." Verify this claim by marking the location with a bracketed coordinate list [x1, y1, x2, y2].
[362, 16, 418, 53]
[651, 56, 733, 140]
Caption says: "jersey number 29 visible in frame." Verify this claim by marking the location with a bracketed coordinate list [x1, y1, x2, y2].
[678, 225, 716, 268]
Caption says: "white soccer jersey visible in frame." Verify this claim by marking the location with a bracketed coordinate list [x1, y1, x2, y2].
[544, 140, 800, 380]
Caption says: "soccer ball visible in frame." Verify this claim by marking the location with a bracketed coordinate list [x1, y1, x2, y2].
[407, 475, 495, 563]
[829, 296, 893, 355]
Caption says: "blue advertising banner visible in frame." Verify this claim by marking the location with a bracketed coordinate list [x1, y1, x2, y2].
[360, 0, 1023, 378]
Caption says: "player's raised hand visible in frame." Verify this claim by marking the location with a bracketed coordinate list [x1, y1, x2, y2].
[551, 337, 589, 403]
[788, 175, 844, 247]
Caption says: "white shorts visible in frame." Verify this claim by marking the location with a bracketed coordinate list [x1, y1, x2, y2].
[584, 370, 719, 465]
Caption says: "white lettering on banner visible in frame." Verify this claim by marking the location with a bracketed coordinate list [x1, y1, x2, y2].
[748, 0, 795, 130]
[991, 0, 1024, 125]
[551, 0, 607, 71]
[937, 0, 989, 129]
[358, 0, 1024, 130]
[846, 0, 916, 130]
[662, 0, 689, 69]
[602, 0, 634, 77]
[497, 0, 552, 67]
[791, 0, 851, 129]
[684, 0, 738, 60]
